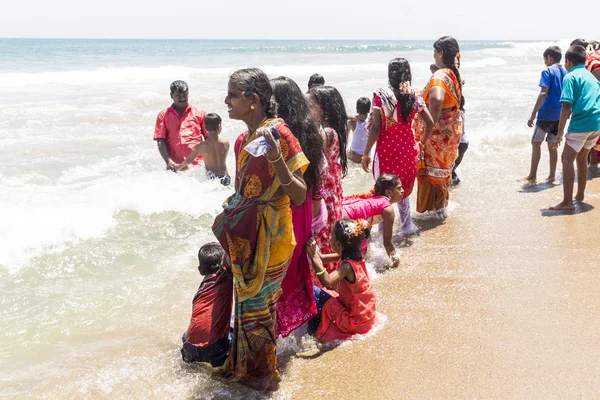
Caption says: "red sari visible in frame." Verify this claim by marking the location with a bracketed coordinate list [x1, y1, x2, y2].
[212, 118, 309, 391]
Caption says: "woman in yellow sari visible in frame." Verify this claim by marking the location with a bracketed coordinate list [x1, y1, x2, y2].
[415, 36, 465, 214]
[212, 68, 308, 391]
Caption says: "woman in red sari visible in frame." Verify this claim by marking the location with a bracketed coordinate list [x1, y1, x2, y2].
[212, 68, 308, 392]
[362, 58, 434, 235]
[414, 36, 465, 215]
[271, 76, 323, 338]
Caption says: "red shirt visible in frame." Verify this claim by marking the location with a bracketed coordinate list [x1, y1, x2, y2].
[153, 105, 207, 164]
[185, 268, 233, 347]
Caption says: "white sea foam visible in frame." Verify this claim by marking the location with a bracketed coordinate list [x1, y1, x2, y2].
[0, 166, 232, 271]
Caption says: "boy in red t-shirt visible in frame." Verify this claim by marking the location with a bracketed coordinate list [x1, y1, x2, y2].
[181, 243, 233, 366]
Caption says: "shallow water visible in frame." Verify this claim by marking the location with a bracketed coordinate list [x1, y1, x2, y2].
[3, 38, 598, 398]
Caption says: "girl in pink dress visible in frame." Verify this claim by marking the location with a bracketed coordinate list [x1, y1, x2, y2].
[309, 86, 348, 275]
[343, 174, 403, 267]
[362, 58, 434, 234]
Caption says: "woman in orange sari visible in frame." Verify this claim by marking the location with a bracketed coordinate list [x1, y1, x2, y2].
[415, 36, 465, 214]
[212, 68, 308, 392]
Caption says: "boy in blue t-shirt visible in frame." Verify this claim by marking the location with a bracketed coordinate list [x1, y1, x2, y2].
[550, 45, 600, 211]
[525, 46, 567, 185]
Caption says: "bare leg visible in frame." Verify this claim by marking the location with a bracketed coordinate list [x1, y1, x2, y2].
[575, 148, 590, 202]
[547, 141, 558, 182]
[550, 144, 577, 210]
[525, 141, 542, 182]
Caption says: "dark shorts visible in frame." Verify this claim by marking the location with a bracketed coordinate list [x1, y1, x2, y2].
[533, 120, 559, 143]
[181, 334, 230, 367]
[206, 170, 231, 186]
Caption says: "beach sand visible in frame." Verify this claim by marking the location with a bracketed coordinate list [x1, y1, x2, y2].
[277, 147, 600, 399]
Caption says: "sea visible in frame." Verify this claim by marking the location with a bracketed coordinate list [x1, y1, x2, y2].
[0, 38, 572, 398]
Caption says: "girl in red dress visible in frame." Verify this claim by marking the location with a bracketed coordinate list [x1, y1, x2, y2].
[305, 219, 377, 342]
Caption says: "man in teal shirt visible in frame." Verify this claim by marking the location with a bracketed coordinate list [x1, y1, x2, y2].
[550, 45, 600, 211]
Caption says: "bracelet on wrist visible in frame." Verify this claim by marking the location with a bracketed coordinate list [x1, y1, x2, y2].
[280, 177, 293, 187]
[315, 269, 326, 276]
[268, 153, 283, 163]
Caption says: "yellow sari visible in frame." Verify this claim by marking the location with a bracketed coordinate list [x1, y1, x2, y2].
[212, 118, 308, 391]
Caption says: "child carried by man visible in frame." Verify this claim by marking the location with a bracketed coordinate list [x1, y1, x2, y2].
[175, 113, 231, 186]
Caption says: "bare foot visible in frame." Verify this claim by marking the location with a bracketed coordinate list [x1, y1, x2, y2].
[549, 201, 575, 211]
[575, 194, 584, 202]
[545, 176, 556, 184]
[520, 175, 536, 183]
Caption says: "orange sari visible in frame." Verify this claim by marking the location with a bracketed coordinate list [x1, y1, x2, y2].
[414, 69, 463, 212]
[212, 118, 308, 391]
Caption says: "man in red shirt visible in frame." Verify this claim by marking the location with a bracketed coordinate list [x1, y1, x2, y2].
[154, 80, 208, 171]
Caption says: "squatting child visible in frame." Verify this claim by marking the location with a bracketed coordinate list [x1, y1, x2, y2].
[181, 242, 233, 367]
[305, 219, 377, 342]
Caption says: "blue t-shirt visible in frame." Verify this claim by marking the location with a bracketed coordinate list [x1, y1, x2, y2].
[560, 65, 600, 133]
[537, 63, 567, 121]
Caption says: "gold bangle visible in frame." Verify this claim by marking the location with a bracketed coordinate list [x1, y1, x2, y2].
[268, 153, 283, 163]
[315, 269, 326, 276]
[361, 155, 370, 160]
[280, 177, 294, 186]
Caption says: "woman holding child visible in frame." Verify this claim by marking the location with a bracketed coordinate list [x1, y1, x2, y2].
[414, 36, 465, 215]
[212, 67, 309, 391]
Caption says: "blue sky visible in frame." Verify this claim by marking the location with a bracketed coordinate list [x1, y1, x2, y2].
[3, 0, 599, 40]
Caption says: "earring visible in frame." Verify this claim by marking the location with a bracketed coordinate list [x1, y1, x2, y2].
[250, 105, 255, 110]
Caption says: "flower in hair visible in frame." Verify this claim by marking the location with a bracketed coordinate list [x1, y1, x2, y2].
[399, 80, 411, 95]
[344, 219, 369, 237]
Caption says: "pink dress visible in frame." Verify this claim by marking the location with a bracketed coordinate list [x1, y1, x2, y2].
[342, 196, 391, 220]
[372, 91, 423, 199]
[276, 190, 318, 337]
[315, 127, 343, 273]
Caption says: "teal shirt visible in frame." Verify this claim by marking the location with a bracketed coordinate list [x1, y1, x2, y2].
[560, 65, 600, 132]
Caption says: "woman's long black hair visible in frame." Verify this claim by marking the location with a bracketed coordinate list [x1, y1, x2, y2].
[229, 67, 277, 117]
[332, 219, 370, 261]
[309, 85, 348, 177]
[433, 36, 465, 110]
[388, 58, 414, 124]
[271, 76, 324, 191]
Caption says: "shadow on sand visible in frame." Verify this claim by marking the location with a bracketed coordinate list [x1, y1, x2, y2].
[518, 180, 559, 193]
[540, 201, 595, 217]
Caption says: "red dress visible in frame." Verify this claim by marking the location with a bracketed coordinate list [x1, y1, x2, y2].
[315, 127, 343, 273]
[372, 91, 423, 199]
[316, 259, 377, 342]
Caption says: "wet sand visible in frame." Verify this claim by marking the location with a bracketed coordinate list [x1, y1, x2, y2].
[279, 147, 600, 399]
